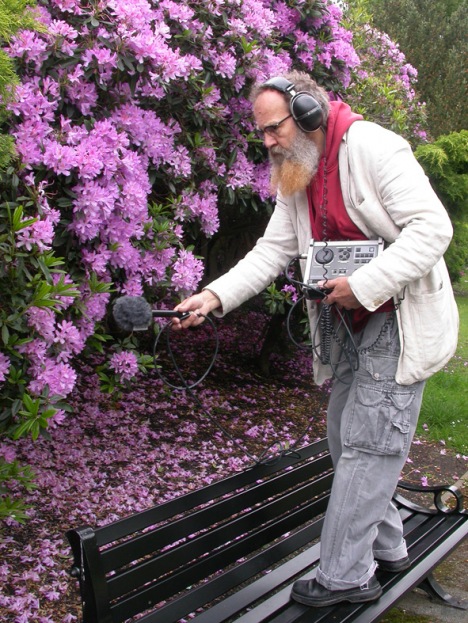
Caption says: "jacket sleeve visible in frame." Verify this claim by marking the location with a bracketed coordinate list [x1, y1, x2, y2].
[345, 123, 453, 311]
[205, 194, 301, 316]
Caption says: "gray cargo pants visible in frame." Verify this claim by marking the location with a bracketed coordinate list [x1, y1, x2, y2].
[316, 311, 425, 590]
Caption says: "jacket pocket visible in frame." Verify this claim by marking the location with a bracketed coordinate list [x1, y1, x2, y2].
[396, 262, 459, 384]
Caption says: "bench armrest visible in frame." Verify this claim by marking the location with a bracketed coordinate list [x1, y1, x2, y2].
[395, 480, 466, 515]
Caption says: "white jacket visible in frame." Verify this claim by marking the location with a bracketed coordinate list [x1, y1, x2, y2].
[207, 121, 459, 385]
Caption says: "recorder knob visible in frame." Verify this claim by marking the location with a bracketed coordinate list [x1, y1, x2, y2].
[315, 247, 334, 264]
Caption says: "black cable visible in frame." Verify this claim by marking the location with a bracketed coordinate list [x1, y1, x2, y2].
[152, 314, 219, 391]
[152, 314, 328, 467]
[151, 292, 393, 466]
[285, 252, 360, 383]
[152, 315, 259, 463]
[319, 304, 333, 364]
[284, 253, 395, 384]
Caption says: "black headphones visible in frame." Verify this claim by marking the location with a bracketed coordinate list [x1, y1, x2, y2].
[263, 76, 323, 133]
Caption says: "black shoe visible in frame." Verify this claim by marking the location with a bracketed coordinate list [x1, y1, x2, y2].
[375, 556, 411, 572]
[291, 576, 382, 607]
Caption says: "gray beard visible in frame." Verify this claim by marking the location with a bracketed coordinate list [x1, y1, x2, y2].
[269, 132, 322, 196]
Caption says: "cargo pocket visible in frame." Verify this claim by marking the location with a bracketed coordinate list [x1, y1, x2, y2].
[345, 384, 415, 456]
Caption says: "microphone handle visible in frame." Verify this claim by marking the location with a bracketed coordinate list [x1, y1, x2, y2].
[152, 310, 191, 319]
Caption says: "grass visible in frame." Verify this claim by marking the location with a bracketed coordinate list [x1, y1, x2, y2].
[417, 278, 468, 455]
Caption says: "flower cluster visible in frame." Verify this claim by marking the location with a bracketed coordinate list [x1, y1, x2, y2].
[108, 350, 139, 382]
[0, 352, 11, 383]
[1, 0, 362, 422]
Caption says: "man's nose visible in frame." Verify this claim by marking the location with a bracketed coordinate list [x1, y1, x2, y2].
[263, 133, 277, 149]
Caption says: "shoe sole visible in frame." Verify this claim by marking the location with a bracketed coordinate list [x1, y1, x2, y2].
[376, 560, 411, 573]
[291, 586, 383, 607]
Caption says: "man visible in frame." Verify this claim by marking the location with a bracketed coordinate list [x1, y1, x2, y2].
[173, 70, 459, 607]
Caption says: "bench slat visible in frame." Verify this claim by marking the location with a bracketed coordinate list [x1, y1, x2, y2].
[106, 470, 332, 597]
[102, 454, 332, 573]
[200, 511, 468, 623]
[111, 499, 468, 623]
[184, 543, 322, 623]
[93, 439, 331, 547]
[109, 493, 330, 621]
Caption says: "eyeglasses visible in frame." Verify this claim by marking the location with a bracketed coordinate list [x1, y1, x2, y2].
[257, 114, 292, 138]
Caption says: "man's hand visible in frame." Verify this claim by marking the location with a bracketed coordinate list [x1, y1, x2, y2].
[318, 277, 361, 309]
[172, 289, 222, 329]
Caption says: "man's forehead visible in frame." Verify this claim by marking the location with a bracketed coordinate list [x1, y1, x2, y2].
[253, 90, 289, 119]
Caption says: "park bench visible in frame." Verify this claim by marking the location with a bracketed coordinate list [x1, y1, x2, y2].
[66, 437, 468, 623]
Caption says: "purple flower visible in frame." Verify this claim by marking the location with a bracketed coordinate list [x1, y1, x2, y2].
[240, 0, 276, 37]
[50, 0, 84, 14]
[226, 152, 255, 190]
[53, 320, 84, 361]
[27, 307, 55, 341]
[42, 140, 77, 176]
[12, 120, 52, 167]
[109, 351, 139, 381]
[82, 46, 118, 71]
[0, 352, 11, 382]
[7, 30, 49, 69]
[80, 292, 110, 323]
[121, 278, 143, 297]
[177, 185, 220, 237]
[30, 361, 77, 398]
[16, 217, 55, 252]
[171, 250, 204, 293]
[48, 409, 66, 428]
[0, 443, 16, 461]
[81, 246, 112, 276]
[17, 338, 48, 371]
[48, 19, 79, 55]
[213, 52, 237, 78]
[8, 76, 59, 122]
[281, 284, 299, 303]
[66, 78, 98, 115]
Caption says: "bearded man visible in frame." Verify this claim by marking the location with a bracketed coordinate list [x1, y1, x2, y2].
[173, 71, 458, 607]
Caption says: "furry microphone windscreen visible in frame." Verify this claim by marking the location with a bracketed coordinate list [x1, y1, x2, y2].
[113, 296, 153, 332]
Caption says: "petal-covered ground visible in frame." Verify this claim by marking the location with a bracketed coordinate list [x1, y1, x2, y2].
[0, 309, 466, 622]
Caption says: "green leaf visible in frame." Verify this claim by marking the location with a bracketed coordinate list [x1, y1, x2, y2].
[11, 420, 32, 440]
[1, 324, 9, 345]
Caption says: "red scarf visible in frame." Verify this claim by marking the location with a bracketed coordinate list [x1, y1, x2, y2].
[307, 101, 393, 331]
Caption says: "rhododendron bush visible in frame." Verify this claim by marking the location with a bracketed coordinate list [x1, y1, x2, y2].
[0, 0, 427, 522]
[0, 0, 361, 438]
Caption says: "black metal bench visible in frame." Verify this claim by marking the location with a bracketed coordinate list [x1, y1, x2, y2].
[66, 437, 468, 623]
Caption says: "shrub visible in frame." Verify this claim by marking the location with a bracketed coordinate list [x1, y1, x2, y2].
[341, 0, 427, 146]
[0, 0, 361, 430]
[415, 130, 468, 283]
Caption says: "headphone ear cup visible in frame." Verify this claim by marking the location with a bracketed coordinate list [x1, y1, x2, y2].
[290, 92, 323, 132]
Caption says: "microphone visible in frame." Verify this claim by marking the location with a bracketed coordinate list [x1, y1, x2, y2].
[113, 296, 190, 332]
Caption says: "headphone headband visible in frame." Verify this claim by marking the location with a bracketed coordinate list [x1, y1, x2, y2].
[262, 76, 323, 133]
[263, 77, 298, 97]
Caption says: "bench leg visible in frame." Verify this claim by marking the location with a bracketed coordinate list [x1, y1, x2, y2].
[418, 573, 468, 610]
